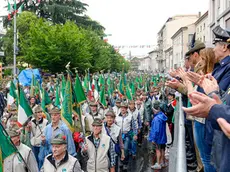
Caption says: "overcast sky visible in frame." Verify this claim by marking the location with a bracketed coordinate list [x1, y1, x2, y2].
[82, 0, 209, 56]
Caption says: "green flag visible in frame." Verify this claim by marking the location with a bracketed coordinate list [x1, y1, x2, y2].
[61, 75, 66, 101]
[126, 86, 133, 101]
[41, 88, 52, 109]
[107, 75, 112, 97]
[54, 85, 61, 108]
[30, 74, 36, 97]
[100, 86, 107, 107]
[41, 88, 52, 123]
[119, 77, 124, 95]
[18, 88, 33, 125]
[131, 82, 136, 96]
[83, 73, 88, 92]
[7, 81, 18, 105]
[74, 74, 86, 104]
[61, 74, 74, 132]
[107, 75, 111, 86]
[0, 123, 17, 160]
[49, 86, 54, 93]
[34, 79, 41, 97]
[99, 74, 105, 87]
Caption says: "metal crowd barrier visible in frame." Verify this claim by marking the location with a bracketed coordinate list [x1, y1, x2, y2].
[169, 94, 187, 172]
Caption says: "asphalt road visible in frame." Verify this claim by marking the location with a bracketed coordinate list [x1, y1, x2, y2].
[126, 139, 169, 172]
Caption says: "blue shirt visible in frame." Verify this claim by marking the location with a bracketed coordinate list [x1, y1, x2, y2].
[38, 121, 76, 166]
[212, 55, 230, 91]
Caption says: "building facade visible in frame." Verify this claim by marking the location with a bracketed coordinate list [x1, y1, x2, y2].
[138, 56, 151, 71]
[195, 11, 209, 43]
[208, 0, 230, 42]
[157, 14, 199, 70]
[171, 24, 196, 68]
[129, 57, 141, 71]
[148, 50, 158, 72]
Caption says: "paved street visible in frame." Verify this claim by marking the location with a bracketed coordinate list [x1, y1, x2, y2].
[127, 139, 168, 172]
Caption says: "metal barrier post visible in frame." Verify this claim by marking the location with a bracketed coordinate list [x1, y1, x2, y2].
[169, 94, 187, 172]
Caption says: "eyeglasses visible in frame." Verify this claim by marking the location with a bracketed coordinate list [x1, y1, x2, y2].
[36, 111, 42, 113]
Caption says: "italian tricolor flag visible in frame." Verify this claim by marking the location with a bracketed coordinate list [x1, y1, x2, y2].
[92, 78, 99, 101]
[18, 88, 33, 126]
[7, 1, 24, 20]
[7, 81, 17, 106]
[7, 1, 13, 20]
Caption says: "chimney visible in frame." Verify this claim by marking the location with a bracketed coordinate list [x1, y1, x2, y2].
[198, 11, 201, 17]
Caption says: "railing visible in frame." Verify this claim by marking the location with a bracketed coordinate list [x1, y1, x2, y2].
[169, 94, 187, 172]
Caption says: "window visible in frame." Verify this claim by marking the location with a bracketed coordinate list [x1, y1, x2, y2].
[203, 23, 205, 30]
[203, 36, 206, 42]
[197, 28, 199, 33]
[188, 34, 194, 44]
[225, 0, 230, 9]
[200, 26, 202, 32]
[217, 0, 220, 15]
[226, 18, 230, 29]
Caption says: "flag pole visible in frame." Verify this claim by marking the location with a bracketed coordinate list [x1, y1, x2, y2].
[13, 0, 17, 79]
[71, 68, 86, 143]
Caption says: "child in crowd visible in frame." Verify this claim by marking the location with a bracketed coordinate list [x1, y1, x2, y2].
[149, 101, 168, 170]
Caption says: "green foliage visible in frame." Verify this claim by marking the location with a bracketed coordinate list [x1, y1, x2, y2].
[19, 0, 105, 37]
[20, 19, 92, 73]
[2, 12, 129, 73]
[2, 12, 38, 65]
[3, 69, 12, 76]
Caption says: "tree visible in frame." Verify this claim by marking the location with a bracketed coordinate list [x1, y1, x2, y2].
[3, 12, 130, 73]
[20, 19, 92, 73]
[17, 0, 105, 36]
[2, 12, 39, 65]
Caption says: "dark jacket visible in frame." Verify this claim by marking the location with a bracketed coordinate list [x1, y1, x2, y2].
[165, 103, 174, 123]
[207, 55, 230, 171]
[208, 103, 230, 172]
[148, 111, 167, 144]
[143, 99, 152, 122]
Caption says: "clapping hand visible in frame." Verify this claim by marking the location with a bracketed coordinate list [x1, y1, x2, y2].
[198, 74, 219, 95]
[217, 118, 230, 139]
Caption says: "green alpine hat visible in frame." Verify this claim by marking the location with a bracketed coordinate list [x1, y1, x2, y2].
[142, 92, 147, 96]
[9, 104, 17, 111]
[89, 101, 97, 106]
[92, 118, 103, 126]
[185, 40, 205, 56]
[50, 107, 61, 114]
[105, 110, 116, 118]
[116, 99, 121, 103]
[51, 134, 67, 145]
[34, 105, 43, 113]
[128, 100, 135, 105]
[10, 115, 18, 121]
[120, 102, 128, 108]
[114, 89, 118, 93]
[6, 126, 20, 137]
